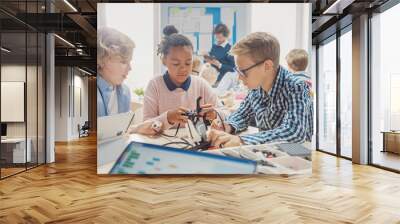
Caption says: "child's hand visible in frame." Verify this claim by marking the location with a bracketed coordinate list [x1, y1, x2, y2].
[199, 104, 217, 121]
[207, 129, 242, 148]
[210, 59, 221, 68]
[167, 107, 189, 125]
[210, 119, 232, 133]
[127, 120, 163, 136]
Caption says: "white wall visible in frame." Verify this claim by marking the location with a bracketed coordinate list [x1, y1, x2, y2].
[250, 3, 312, 70]
[97, 2, 312, 138]
[98, 3, 311, 97]
[159, 3, 250, 75]
[72, 74, 89, 138]
[55, 67, 70, 141]
[99, 3, 155, 93]
[54, 67, 89, 141]
[1, 65, 26, 139]
[1, 64, 46, 163]
[160, 3, 251, 48]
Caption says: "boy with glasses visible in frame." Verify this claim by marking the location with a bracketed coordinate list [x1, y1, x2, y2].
[208, 32, 313, 148]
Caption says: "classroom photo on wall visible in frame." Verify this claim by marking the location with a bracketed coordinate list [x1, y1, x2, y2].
[96, 3, 314, 175]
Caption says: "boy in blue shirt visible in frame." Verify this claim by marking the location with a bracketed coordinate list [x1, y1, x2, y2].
[205, 23, 235, 85]
[208, 32, 313, 148]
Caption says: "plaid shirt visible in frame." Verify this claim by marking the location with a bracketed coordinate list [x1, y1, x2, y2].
[226, 66, 313, 145]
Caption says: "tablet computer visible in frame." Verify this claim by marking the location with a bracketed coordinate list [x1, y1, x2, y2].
[98, 111, 135, 143]
[109, 141, 257, 174]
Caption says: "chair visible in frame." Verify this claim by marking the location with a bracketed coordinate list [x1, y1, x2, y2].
[78, 121, 90, 138]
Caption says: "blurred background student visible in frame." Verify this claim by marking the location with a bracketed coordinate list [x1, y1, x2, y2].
[285, 49, 313, 96]
[191, 56, 202, 76]
[199, 63, 218, 87]
[205, 23, 235, 87]
[97, 27, 135, 117]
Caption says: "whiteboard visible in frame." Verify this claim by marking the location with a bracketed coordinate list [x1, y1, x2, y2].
[1, 82, 25, 122]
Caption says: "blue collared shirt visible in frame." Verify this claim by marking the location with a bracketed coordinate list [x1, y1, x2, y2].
[226, 66, 314, 144]
[163, 72, 191, 91]
[97, 75, 131, 117]
[209, 42, 235, 82]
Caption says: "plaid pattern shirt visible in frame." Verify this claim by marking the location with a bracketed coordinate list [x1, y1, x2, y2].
[226, 66, 314, 145]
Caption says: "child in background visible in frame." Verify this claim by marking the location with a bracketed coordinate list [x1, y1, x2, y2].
[191, 56, 202, 76]
[199, 63, 218, 86]
[206, 23, 235, 86]
[285, 49, 313, 96]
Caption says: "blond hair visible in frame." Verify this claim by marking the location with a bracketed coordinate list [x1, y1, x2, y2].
[286, 49, 309, 72]
[230, 32, 280, 70]
[97, 27, 135, 70]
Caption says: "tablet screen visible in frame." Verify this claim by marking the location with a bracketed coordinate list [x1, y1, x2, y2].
[110, 142, 257, 174]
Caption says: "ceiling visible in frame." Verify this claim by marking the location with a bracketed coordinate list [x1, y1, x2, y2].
[0, 0, 393, 74]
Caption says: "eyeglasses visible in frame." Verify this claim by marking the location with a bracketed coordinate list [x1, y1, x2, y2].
[234, 59, 268, 78]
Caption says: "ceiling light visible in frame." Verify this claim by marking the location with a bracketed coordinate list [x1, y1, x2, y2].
[323, 0, 354, 15]
[1, 47, 11, 53]
[63, 0, 78, 12]
[54, 34, 75, 48]
[78, 68, 93, 76]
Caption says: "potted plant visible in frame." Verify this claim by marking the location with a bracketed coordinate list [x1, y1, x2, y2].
[133, 87, 144, 102]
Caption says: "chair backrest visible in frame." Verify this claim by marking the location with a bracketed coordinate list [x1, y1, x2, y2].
[82, 121, 90, 129]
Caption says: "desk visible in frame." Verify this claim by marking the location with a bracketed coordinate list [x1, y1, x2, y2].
[97, 127, 206, 173]
[97, 127, 311, 175]
[382, 131, 400, 154]
[1, 138, 31, 164]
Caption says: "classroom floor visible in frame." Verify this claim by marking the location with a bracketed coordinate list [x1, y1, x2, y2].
[0, 135, 400, 223]
[372, 150, 400, 171]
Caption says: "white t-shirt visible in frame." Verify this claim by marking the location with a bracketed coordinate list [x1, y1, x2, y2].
[108, 88, 119, 115]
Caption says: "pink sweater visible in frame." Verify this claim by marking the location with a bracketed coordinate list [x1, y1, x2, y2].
[143, 75, 220, 130]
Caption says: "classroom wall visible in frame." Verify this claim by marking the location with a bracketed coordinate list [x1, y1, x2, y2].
[250, 3, 312, 70]
[160, 3, 251, 51]
[54, 67, 89, 141]
[1, 64, 46, 163]
[1, 65, 41, 138]
[97, 3, 312, 105]
[99, 3, 156, 94]
[159, 3, 250, 75]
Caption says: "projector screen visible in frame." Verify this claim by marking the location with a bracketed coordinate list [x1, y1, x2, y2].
[1, 82, 25, 122]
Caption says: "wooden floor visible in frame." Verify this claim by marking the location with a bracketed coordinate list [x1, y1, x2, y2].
[1, 135, 400, 224]
[1, 167, 26, 178]
[373, 150, 400, 171]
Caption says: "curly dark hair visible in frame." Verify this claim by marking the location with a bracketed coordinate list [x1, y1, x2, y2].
[157, 34, 193, 57]
[213, 23, 230, 37]
[163, 25, 179, 37]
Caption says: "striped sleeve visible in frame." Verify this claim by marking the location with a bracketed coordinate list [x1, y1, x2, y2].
[240, 82, 311, 144]
[225, 92, 255, 133]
